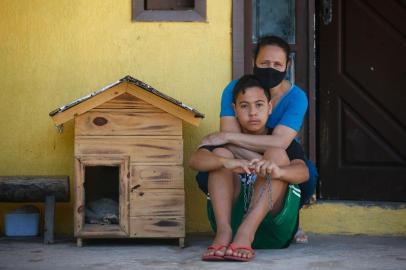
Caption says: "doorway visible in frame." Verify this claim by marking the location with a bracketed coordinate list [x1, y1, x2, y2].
[318, 0, 406, 201]
[233, 0, 406, 201]
[74, 156, 130, 236]
[84, 166, 119, 225]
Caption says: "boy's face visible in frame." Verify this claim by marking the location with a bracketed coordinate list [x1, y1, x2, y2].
[233, 86, 272, 135]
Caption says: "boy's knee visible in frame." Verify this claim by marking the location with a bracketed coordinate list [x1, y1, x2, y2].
[263, 146, 285, 159]
[263, 147, 289, 164]
[212, 147, 234, 158]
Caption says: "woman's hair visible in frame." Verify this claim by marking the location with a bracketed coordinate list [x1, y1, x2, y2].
[254, 35, 291, 63]
[232, 74, 271, 103]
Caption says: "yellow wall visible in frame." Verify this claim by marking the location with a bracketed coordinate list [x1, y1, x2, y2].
[0, 0, 232, 235]
[2, 1, 405, 238]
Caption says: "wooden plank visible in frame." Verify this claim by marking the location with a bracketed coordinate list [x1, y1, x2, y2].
[77, 224, 128, 238]
[0, 176, 69, 202]
[232, 0, 245, 79]
[51, 83, 127, 126]
[76, 238, 82, 247]
[130, 217, 184, 238]
[130, 189, 184, 217]
[75, 136, 183, 165]
[119, 157, 130, 235]
[126, 83, 201, 126]
[44, 195, 55, 244]
[94, 93, 163, 113]
[131, 165, 184, 189]
[75, 111, 182, 136]
[179, 237, 185, 248]
[74, 157, 84, 236]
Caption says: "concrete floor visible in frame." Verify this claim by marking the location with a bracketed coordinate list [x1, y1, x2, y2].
[0, 234, 405, 270]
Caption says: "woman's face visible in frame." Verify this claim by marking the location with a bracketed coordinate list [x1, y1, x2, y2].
[255, 45, 288, 72]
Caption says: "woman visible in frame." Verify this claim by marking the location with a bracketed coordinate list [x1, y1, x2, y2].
[197, 35, 318, 258]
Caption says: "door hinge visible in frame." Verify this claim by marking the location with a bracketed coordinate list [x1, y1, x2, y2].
[322, 0, 333, 25]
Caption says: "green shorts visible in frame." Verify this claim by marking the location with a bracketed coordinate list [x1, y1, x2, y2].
[207, 184, 301, 249]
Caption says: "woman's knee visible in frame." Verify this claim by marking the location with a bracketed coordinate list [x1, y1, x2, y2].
[263, 146, 289, 164]
[212, 147, 234, 158]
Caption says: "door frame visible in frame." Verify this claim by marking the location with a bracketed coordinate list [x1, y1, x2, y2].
[74, 155, 130, 237]
[231, 0, 317, 164]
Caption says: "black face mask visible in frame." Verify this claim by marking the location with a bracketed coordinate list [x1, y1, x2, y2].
[253, 66, 287, 90]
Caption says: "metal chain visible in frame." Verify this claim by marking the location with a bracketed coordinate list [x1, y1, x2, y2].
[243, 174, 273, 218]
[241, 173, 256, 212]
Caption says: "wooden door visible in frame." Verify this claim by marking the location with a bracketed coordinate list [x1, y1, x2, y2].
[319, 0, 406, 201]
[129, 165, 185, 238]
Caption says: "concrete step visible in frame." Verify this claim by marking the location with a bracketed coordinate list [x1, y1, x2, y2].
[1, 234, 405, 269]
[301, 200, 406, 236]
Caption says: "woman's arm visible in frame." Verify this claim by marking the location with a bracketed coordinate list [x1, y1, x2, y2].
[216, 86, 308, 152]
[227, 124, 298, 152]
[201, 123, 297, 153]
[220, 117, 265, 159]
[219, 117, 265, 159]
[220, 117, 241, 132]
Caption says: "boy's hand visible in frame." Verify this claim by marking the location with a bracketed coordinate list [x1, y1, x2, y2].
[221, 158, 253, 174]
[199, 132, 229, 147]
[250, 159, 284, 179]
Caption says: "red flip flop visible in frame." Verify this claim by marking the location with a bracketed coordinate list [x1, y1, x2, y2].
[224, 243, 256, 262]
[201, 244, 228, 261]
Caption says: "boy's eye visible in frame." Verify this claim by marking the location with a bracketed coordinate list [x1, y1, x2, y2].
[240, 104, 248, 109]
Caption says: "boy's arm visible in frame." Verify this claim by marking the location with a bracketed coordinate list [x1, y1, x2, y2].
[254, 159, 309, 184]
[188, 148, 252, 174]
[188, 149, 226, 172]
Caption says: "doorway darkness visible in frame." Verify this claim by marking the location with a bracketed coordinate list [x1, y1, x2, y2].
[84, 166, 120, 224]
[84, 166, 119, 204]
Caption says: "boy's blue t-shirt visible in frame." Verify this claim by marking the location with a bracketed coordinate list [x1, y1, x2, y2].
[220, 80, 308, 132]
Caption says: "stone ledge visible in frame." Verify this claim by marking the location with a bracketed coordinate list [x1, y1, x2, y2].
[301, 201, 406, 236]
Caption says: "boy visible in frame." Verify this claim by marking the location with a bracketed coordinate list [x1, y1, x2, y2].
[189, 75, 309, 262]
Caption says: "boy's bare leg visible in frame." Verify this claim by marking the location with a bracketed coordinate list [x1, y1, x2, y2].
[204, 148, 241, 257]
[226, 178, 287, 259]
[226, 147, 290, 259]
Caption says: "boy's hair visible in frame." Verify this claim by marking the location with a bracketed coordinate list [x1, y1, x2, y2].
[254, 35, 291, 64]
[232, 74, 271, 103]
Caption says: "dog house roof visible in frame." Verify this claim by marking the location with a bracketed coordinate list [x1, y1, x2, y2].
[49, 75, 204, 126]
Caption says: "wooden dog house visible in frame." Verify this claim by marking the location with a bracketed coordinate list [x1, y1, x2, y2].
[49, 76, 204, 247]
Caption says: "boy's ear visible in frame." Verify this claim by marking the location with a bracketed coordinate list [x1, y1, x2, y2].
[232, 103, 236, 113]
[268, 100, 273, 115]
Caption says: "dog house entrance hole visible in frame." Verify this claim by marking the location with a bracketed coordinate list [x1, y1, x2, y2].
[84, 165, 119, 225]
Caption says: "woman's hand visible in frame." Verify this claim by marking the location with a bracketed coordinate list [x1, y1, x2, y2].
[199, 132, 229, 147]
[250, 159, 285, 179]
